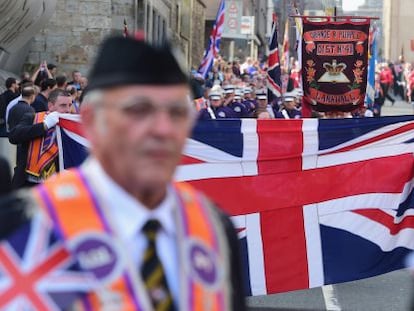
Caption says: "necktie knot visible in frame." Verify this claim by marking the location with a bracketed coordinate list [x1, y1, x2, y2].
[142, 219, 161, 242]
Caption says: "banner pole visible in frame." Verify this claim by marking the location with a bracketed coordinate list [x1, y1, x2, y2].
[289, 15, 380, 21]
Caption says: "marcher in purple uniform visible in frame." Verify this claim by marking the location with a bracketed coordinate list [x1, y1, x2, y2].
[198, 86, 237, 120]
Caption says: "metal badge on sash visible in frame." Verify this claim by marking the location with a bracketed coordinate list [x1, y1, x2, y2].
[68, 232, 124, 285]
[186, 239, 221, 289]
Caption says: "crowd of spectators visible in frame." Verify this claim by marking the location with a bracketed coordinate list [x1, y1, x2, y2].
[0, 62, 88, 192]
[190, 55, 305, 120]
[0, 62, 86, 129]
[0, 54, 412, 192]
[4, 55, 408, 131]
[188, 55, 403, 121]
[373, 58, 414, 116]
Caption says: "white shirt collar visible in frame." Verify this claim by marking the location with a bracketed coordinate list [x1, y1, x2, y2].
[81, 158, 177, 240]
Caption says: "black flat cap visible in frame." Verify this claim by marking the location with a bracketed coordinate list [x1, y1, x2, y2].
[85, 36, 189, 94]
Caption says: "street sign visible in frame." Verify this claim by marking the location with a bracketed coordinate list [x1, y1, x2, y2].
[223, 0, 242, 37]
[241, 16, 255, 35]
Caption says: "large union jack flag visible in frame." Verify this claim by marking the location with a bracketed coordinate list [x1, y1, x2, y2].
[55, 115, 414, 296]
[197, 0, 225, 79]
[267, 14, 282, 103]
[0, 213, 95, 310]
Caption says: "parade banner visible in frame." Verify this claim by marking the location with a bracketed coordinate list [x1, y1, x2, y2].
[54, 115, 414, 297]
[301, 17, 370, 112]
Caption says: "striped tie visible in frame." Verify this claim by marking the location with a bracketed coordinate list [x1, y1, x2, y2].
[141, 220, 175, 311]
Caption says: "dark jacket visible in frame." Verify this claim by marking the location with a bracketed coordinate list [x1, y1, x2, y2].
[0, 156, 11, 196]
[0, 90, 19, 133]
[0, 90, 19, 124]
[31, 93, 48, 112]
[7, 101, 47, 189]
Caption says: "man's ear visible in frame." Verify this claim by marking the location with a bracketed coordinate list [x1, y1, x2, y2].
[80, 104, 94, 137]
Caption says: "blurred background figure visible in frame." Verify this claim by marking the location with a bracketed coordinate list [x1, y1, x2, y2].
[379, 63, 395, 105]
[56, 75, 68, 90]
[68, 70, 82, 91]
[47, 63, 58, 78]
[276, 94, 301, 119]
[32, 78, 57, 112]
[0, 78, 20, 130]
[32, 61, 54, 86]
[66, 85, 80, 113]
[255, 89, 276, 118]
[0, 155, 11, 196]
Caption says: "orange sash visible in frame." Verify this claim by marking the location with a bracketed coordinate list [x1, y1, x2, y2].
[26, 112, 58, 178]
[33, 168, 231, 310]
[174, 181, 231, 311]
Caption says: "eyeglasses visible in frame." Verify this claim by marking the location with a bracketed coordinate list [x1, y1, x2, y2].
[103, 96, 194, 122]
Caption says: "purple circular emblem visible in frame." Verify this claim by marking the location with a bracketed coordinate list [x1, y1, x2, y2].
[71, 234, 120, 282]
[189, 243, 217, 285]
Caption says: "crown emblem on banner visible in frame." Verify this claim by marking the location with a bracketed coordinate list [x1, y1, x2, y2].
[318, 59, 350, 83]
[323, 59, 346, 75]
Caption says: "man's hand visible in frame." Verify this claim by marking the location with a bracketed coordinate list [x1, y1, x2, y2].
[43, 112, 59, 129]
[224, 94, 234, 106]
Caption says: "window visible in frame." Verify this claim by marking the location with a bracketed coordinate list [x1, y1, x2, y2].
[152, 9, 157, 42]
[162, 18, 166, 42]
[176, 4, 180, 33]
[146, 3, 151, 38]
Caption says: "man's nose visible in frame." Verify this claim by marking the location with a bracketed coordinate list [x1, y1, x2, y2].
[151, 110, 175, 136]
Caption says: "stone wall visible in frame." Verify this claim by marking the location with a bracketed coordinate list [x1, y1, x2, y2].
[25, 0, 206, 76]
[383, 0, 414, 63]
[191, 0, 206, 69]
[26, 0, 113, 76]
[167, 0, 206, 69]
[111, 0, 135, 36]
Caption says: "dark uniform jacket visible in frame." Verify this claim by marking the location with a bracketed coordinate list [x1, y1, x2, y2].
[276, 108, 302, 119]
[198, 106, 239, 120]
[7, 101, 47, 189]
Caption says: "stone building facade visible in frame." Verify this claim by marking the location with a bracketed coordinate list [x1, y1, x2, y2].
[383, 0, 414, 63]
[203, 0, 273, 62]
[24, 0, 206, 76]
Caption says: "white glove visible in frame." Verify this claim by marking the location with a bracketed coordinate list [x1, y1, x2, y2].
[43, 111, 60, 129]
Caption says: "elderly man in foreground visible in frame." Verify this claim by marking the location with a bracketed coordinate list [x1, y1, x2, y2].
[0, 36, 246, 311]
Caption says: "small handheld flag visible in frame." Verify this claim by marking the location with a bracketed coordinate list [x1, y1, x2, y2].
[282, 19, 290, 71]
[123, 18, 129, 38]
